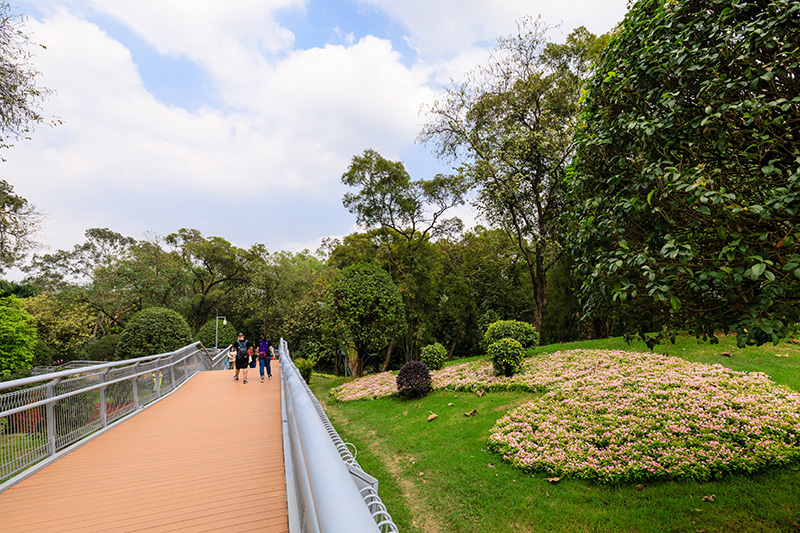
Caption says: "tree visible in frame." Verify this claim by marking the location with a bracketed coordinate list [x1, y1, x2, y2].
[239, 249, 327, 341]
[0, 2, 53, 271]
[165, 229, 254, 332]
[111, 237, 190, 313]
[0, 2, 54, 153]
[0, 294, 36, 378]
[114, 307, 192, 359]
[567, 0, 800, 347]
[325, 263, 405, 376]
[25, 228, 138, 335]
[196, 318, 237, 350]
[0, 180, 41, 272]
[21, 293, 94, 362]
[433, 227, 537, 357]
[283, 268, 342, 373]
[420, 18, 608, 335]
[342, 149, 467, 366]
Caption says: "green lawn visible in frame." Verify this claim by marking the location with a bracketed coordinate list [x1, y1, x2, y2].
[309, 336, 800, 532]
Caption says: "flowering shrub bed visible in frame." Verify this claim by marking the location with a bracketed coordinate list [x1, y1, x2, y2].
[332, 349, 800, 483]
[331, 372, 398, 401]
[488, 350, 800, 483]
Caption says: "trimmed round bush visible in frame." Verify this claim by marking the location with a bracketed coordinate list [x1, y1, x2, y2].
[420, 342, 447, 371]
[115, 307, 193, 359]
[489, 338, 525, 377]
[484, 320, 539, 349]
[294, 357, 313, 384]
[84, 334, 120, 361]
[196, 319, 238, 350]
[396, 360, 432, 398]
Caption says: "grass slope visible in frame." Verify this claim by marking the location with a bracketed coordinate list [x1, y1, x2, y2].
[309, 335, 800, 532]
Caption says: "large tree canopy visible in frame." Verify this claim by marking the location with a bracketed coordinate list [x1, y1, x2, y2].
[325, 262, 405, 376]
[567, 0, 800, 346]
[420, 18, 607, 335]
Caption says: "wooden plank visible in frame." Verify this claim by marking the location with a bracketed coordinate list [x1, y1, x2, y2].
[0, 362, 288, 533]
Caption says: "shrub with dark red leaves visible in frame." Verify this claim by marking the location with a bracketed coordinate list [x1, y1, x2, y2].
[396, 360, 432, 398]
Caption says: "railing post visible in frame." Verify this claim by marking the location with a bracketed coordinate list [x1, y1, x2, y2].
[45, 378, 61, 456]
[99, 369, 108, 428]
[154, 359, 162, 397]
[132, 362, 140, 410]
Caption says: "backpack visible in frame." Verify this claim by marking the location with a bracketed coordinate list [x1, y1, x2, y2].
[259, 339, 270, 356]
[236, 340, 249, 359]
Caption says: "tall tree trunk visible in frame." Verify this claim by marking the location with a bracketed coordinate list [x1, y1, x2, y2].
[382, 339, 395, 372]
[349, 343, 361, 377]
[447, 327, 463, 361]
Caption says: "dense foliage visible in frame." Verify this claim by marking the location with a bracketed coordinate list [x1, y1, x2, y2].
[0, 295, 36, 378]
[294, 357, 312, 384]
[341, 150, 467, 367]
[325, 262, 405, 376]
[396, 360, 432, 398]
[484, 320, 539, 349]
[83, 333, 119, 361]
[196, 319, 237, 350]
[488, 337, 525, 377]
[420, 342, 447, 371]
[568, 0, 800, 346]
[114, 307, 192, 359]
[21, 294, 94, 361]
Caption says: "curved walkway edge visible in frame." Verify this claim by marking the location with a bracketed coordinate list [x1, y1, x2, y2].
[0, 363, 288, 533]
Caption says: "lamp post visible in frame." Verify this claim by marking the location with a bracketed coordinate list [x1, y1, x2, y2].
[215, 316, 227, 352]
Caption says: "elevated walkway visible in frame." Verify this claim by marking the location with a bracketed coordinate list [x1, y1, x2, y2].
[0, 363, 287, 532]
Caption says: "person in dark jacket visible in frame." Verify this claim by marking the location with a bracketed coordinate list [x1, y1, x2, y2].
[257, 332, 275, 382]
[233, 333, 251, 383]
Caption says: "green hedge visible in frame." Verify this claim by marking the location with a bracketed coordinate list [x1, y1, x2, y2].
[295, 357, 313, 384]
[484, 320, 539, 349]
[115, 307, 192, 359]
[420, 342, 447, 371]
[196, 319, 238, 350]
[488, 338, 525, 377]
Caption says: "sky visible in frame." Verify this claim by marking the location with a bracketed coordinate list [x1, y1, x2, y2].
[5, 0, 630, 276]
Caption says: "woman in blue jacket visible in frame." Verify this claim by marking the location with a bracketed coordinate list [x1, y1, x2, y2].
[258, 332, 274, 382]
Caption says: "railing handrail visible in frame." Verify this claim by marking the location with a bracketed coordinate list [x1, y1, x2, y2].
[1, 344, 204, 392]
[280, 339, 398, 532]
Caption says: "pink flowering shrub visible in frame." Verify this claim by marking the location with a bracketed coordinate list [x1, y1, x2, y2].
[333, 348, 800, 483]
[488, 350, 800, 483]
[330, 371, 398, 401]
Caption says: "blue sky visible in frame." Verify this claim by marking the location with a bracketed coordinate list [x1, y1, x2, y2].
[5, 0, 630, 277]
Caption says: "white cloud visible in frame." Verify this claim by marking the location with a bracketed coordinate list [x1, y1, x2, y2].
[358, 0, 628, 60]
[261, 36, 435, 156]
[5, 0, 630, 263]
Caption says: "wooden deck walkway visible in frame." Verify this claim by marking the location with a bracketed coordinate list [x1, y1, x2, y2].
[0, 362, 288, 533]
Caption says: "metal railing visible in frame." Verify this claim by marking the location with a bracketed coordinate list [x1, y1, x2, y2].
[280, 339, 398, 533]
[0, 343, 212, 490]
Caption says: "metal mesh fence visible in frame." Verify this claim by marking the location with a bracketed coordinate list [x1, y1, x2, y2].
[0, 344, 207, 486]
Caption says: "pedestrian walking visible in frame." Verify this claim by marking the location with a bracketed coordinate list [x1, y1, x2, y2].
[227, 346, 236, 371]
[233, 333, 251, 383]
[257, 332, 275, 382]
